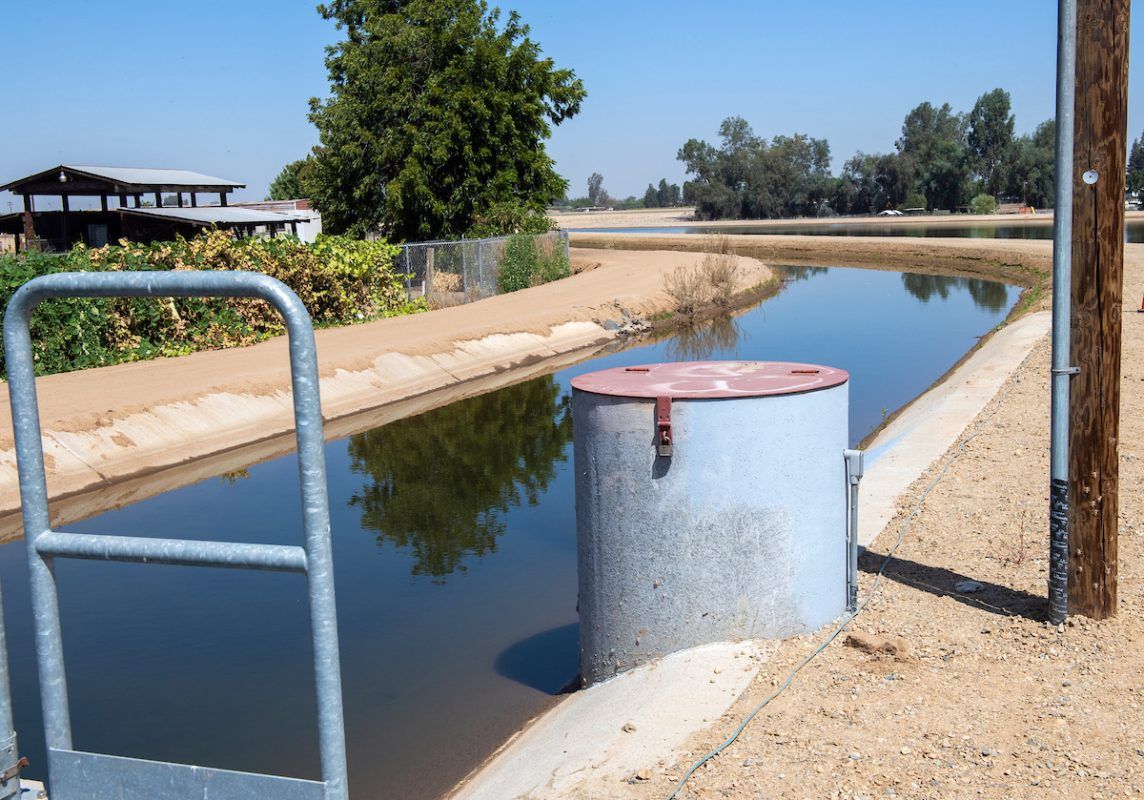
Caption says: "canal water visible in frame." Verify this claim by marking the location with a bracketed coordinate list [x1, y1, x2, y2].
[0, 265, 1019, 799]
[581, 218, 1144, 242]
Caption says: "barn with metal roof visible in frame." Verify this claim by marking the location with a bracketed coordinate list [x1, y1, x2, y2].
[0, 165, 305, 251]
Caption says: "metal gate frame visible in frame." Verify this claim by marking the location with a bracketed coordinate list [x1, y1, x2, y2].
[3, 271, 349, 800]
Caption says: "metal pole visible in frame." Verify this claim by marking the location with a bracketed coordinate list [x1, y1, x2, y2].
[844, 449, 864, 613]
[1048, 0, 1077, 625]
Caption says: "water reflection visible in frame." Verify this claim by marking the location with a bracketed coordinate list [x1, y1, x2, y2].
[665, 315, 744, 361]
[900, 273, 1010, 312]
[347, 376, 573, 581]
[780, 265, 829, 283]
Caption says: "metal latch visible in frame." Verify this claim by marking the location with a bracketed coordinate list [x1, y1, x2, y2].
[0, 756, 28, 786]
[656, 396, 673, 457]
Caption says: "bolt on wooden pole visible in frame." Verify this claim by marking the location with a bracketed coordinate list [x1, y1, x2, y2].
[1067, 0, 1130, 619]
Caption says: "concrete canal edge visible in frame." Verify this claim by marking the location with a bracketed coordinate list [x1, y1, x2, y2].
[447, 313, 1053, 800]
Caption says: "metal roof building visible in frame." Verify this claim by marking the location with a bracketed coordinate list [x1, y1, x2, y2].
[0, 164, 304, 251]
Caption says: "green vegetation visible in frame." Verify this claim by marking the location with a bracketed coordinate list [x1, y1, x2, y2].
[678, 117, 834, 219]
[1129, 129, 1144, 196]
[969, 193, 998, 215]
[346, 374, 573, 580]
[496, 233, 570, 293]
[680, 88, 1057, 219]
[0, 230, 419, 378]
[267, 156, 316, 201]
[306, 0, 585, 241]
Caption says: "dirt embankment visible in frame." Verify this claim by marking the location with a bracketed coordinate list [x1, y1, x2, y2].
[572, 233, 1051, 306]
[614, 245, 1144, 800]
[0, 248, 771, 535]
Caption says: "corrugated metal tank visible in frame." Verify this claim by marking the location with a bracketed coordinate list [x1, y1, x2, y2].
[572, 361, 849, 686]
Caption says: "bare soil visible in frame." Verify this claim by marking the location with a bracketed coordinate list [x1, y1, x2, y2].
[605, 247, 1144, 799]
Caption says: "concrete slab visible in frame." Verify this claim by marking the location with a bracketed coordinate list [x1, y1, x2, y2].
[858, 310, 1052, 545]
[449, 642, 765, 800]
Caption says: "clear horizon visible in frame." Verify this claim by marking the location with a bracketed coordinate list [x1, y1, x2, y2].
[2, 1, 1142, 209]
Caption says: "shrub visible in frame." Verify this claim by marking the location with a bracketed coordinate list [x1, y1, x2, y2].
[0, 231, 419, 377]
[495, 234, 570, 293]
[663, 265, 710, 319]
[900, 192, 928, 211]
[969, 193, 998, 215]
[466, 202, 556, 238]
[700, 251, 741, 308]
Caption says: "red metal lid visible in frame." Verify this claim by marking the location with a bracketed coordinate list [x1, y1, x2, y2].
[571, 361, 848, 399]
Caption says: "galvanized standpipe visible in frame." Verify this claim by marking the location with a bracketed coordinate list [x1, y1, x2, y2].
[1048, 0, 1078, 626]
[844, 449, 865, 613]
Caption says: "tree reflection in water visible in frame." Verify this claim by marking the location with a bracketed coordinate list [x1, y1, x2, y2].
[347, 376, 573, 581]
[900, 272, 1009, 312]
[665, 314, 744, 361]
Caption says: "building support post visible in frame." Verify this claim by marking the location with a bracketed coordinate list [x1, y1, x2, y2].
[20, 195, 34, 247]
[1048, 0, 1078, 625]
[1067, 0, 1130, 619]
[60, 195, 70, 247]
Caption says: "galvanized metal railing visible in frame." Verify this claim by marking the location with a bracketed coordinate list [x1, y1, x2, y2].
[3, 271, 349, 800]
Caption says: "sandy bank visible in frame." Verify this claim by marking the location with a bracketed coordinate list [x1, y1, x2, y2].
[0, 248, 771, 532]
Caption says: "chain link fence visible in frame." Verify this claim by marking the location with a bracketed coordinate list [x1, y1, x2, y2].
[397, 230, 570, 306]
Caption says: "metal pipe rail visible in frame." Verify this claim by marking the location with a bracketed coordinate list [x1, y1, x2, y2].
[3, 271, 349, 800]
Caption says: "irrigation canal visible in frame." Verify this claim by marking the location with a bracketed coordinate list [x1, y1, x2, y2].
[0, 264, 1018, 799]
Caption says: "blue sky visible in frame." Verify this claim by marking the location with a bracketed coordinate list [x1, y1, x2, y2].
[2, 1, 1142, 208]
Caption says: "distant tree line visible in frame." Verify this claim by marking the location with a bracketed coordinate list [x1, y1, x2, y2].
[679, 88, 1057, 220]
[559, 172, 682, 210]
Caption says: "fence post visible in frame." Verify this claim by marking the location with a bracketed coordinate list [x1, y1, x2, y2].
[403, 246, 412, 303]
[461, 236, 468, 296]
[562, 230, 571, 269]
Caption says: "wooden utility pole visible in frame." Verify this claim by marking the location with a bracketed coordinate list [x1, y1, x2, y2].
[1068, 0, 1130, 618]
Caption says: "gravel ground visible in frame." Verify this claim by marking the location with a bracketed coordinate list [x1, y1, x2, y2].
[614, 250, 1144, 799]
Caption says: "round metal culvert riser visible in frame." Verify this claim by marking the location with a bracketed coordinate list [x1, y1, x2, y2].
[572, 361, 849, 686]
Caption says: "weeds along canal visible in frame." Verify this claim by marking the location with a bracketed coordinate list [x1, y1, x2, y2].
[0, 264, 1018, 799]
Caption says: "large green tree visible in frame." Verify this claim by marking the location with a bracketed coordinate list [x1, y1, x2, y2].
[1004, 119, 1055, 208]
[896, 101, 971, 211]
[267, 156, 316, 201]
[839, 151, 910, 214]
[967, 89, 1016, 197]
[678, 117, 833, 220]
[308, 0, 585, 240]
